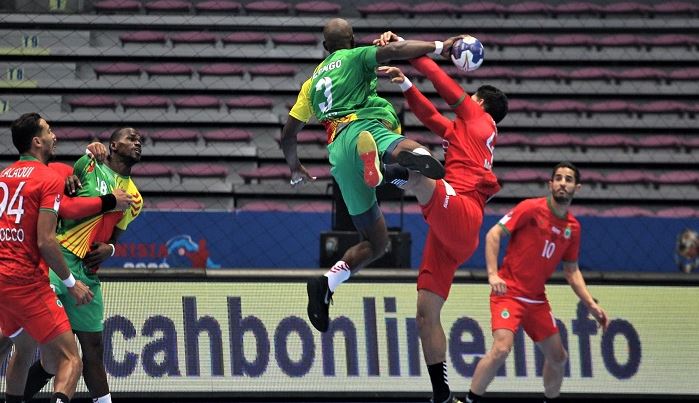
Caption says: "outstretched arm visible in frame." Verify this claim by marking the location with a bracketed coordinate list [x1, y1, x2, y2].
[380, 66, 451, 137]
[410, 56, 468, 113]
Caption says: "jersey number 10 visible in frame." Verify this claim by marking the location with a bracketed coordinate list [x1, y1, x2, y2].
[542, 239, 556, 259]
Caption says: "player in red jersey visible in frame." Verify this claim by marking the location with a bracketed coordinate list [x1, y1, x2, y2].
[465, 162, 609, 403]
[0, 113, 94, 403]
[376, 32, 508, 403]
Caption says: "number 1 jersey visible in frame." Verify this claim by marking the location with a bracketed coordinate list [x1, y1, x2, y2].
[0, 156, 63, 285]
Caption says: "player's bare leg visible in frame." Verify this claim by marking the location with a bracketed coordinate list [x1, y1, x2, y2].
[536, 333, 568, 399]
[468, 329, 515, 401]
[76, 331, 112, 402]
[307, 212, 389, 332]
[40, 331, 83, 399]
[417, 289, 457, 403]
[5, 331, 37, 398]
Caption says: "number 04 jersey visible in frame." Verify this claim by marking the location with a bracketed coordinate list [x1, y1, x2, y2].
[497, 196, 581, 302]
[0, 156, 63, 285]
[56, 155, 142, 259]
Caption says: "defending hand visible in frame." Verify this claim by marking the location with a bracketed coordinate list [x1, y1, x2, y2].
[68, 280, 94, 305]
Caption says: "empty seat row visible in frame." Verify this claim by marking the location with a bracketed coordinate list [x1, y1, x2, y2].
[67, 95, 275, 111]
[93, 0, 699, 18]
[492, 99, 699, 117]
[95, 0, 341, 14]
[358, 33, 699, 49]
[53, 127, 253, 143]
[94, 62, 297, 79]
[498, 169, 699, 186]
[119, 31, 318, 47]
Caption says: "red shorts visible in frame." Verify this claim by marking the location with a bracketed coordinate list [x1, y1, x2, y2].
[0, 281, 71, 344]
[417, 180, 484, 300]
[490, 295, 558, 342]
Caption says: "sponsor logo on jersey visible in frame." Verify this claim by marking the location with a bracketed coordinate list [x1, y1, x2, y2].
[552, 226, 561, 235]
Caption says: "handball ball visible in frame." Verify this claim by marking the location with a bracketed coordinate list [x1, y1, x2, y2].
[451, 36, 484, 72]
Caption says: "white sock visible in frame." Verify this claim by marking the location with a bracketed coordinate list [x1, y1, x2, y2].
[412, 147, 431, 156]
[325, 261, 351, 292]
[93, 394, 112, 403]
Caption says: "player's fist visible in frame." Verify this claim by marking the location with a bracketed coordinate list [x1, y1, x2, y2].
[289, 164, 316, 187]
[373, 31, 403, 46]
[86, 142, 108, 162]
[377, 66, 406, 84]
[113, 188, 134, 210]
[64, 175, 82, 196]
[588, 303, 609, 331]
[488, 273, 507, 296]
[68, 280, 94, 305]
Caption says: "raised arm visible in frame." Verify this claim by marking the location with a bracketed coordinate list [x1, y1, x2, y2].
[380, 66, 451, 137]
[375, 40, 438, 64]
[409, 56, 469, 115]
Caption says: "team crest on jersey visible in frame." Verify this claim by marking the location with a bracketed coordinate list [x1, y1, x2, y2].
[56, 299, 63, 308]
[501, 308, 510, 319]
[564, 226, 572, 239]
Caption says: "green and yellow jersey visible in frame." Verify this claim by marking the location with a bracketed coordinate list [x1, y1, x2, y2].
[289, 46, 401, 144]
[56, 155, 143, 258]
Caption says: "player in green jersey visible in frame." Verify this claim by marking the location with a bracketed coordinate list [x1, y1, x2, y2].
[21, 127, 143, 403]
[281, 18, 462, 333]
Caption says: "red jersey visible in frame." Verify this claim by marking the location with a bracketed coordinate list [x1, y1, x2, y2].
[497, 197, 581, 301]
[0, 156, 63, 285]
[405, 56, 500, 205]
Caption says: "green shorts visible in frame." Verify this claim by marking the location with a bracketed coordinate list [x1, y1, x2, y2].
[328, 119, 404, 216]
[49, 248, 104, 332]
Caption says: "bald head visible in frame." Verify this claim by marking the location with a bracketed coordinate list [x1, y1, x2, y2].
[323, 18, 354, 53]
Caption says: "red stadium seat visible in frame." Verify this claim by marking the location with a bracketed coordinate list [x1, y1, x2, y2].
[194, 0, 241, 12]
[410, 1, 459, 16]
[582, 135, 635, 148]
[270, 33, 318, 46]
[150, 129, 200, 143]
[249, 64, 298, 78]
[170, 31, 218, 45]
[653, 171, 699, 185]
[530, 133, 584, 147]
[458, 2, 506, 14]
[498, 169, 548, 183]
[494, 133, 531, 147]
[635, 135, 682, 149]
[121, 95, 170, 110]
[243, 0, 290, 14]
[132, 162, 176, 177]
[653, 1, 699, 15]
[550, 34, 595, 48]
[512, 67, 563, 81]
[198, 63, 245, 77]
[68, 95, 118, 111]
[144, 63, 193, 78]
[202, 128, 253, 143]
[602, 170, 650, 185]
[173, 95, 220, 111]
[506, 1, 552, 15]
[94, 62, 142, 79]
[656, 207, 697, 218]
[294, 1, 341, 14]
[120, 31, 167, 45]
[53, 127, 96, 141]
[177, 164, 229, 179]
[94, 0, 141, 13]
[221, 32, 268, 45]
[225, 96, 274, 110]
[567, 67, 614, 81]
[357, 1, 410, 17]
[553, 2, 602, 15]
[601, 1, 652, 15]
[144, 0, 191, 12]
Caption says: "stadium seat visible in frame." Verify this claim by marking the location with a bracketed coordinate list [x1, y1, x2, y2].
[239, 165, 330, 183]
[567, 67, 614, 81]
[357, 1, 410, 18]
[221, 32, 268, 45]
[597, 207, 654, 217]
[668, 68, 699, 81]
[53, 127, 96, 141]
[131, 162, 176, 177]
[94, 0, 141, 13]
[530, 133, 584, 147]
[144, 0, 191, 13]
[243, 0, 290, 14]
[611, 67, 667, 82]
[652, 1, 699, 15]
[177, 163, 229, 180]
[645, 34, 699, 49]
[507, 99, 538, 113]
[248, 64, 298, 78]
[410, 2, 459, 16]
[552, 2, 602, 16]
[537, 100, 587, 114]
[653, 171, 699, 185]
[173, 95, 220, 111]
[597, 34, 641, 48]
[582, 134, 635, 148]
[494, 133, 531, 147]
[225, 96, 274, 110]
[144, 63, 193, 78]
[120, 31, 167, 45]
[94, 63, 142, 79]
[635, 135, 682, 149]
[600, 1, 652, 16]
[632, 101, 692, 116]
[202, 128, 253, 144]
[466, 67, 516, 81]
[198, 63, 245, 77]
[586, 100, 632, 116]
[170, 31, 218, 45]
[506, 1, 552, 16]
[684, 137, 699, 149]
[274, 130, 326, 145]
[498, 169, 548, 183]
[512, 67, 563, 81]
[580, 170, 606, 184]
[601, 170, 650, 185]
[458, 1, 506, 14]
[294, 1, 341, 15]
[152, 198, 206, 210]
[194, 0, 241, 13]
[68, 95, 118, 111]
[502, 34, 549, 48]
[150, 129, 200, 143]
[549, 34, 595, 48]
[270, 33, 318, 46]
[121, 95, 170, 110]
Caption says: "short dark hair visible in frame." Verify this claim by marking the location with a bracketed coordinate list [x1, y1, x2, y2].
[552, 161, 580, 184]
[475, 85, 508, 124]
[10, 112, 43, 154]
[109, 127, 133, 144]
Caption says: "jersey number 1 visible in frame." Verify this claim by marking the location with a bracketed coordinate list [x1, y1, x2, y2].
[315, 77, 333, 113]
